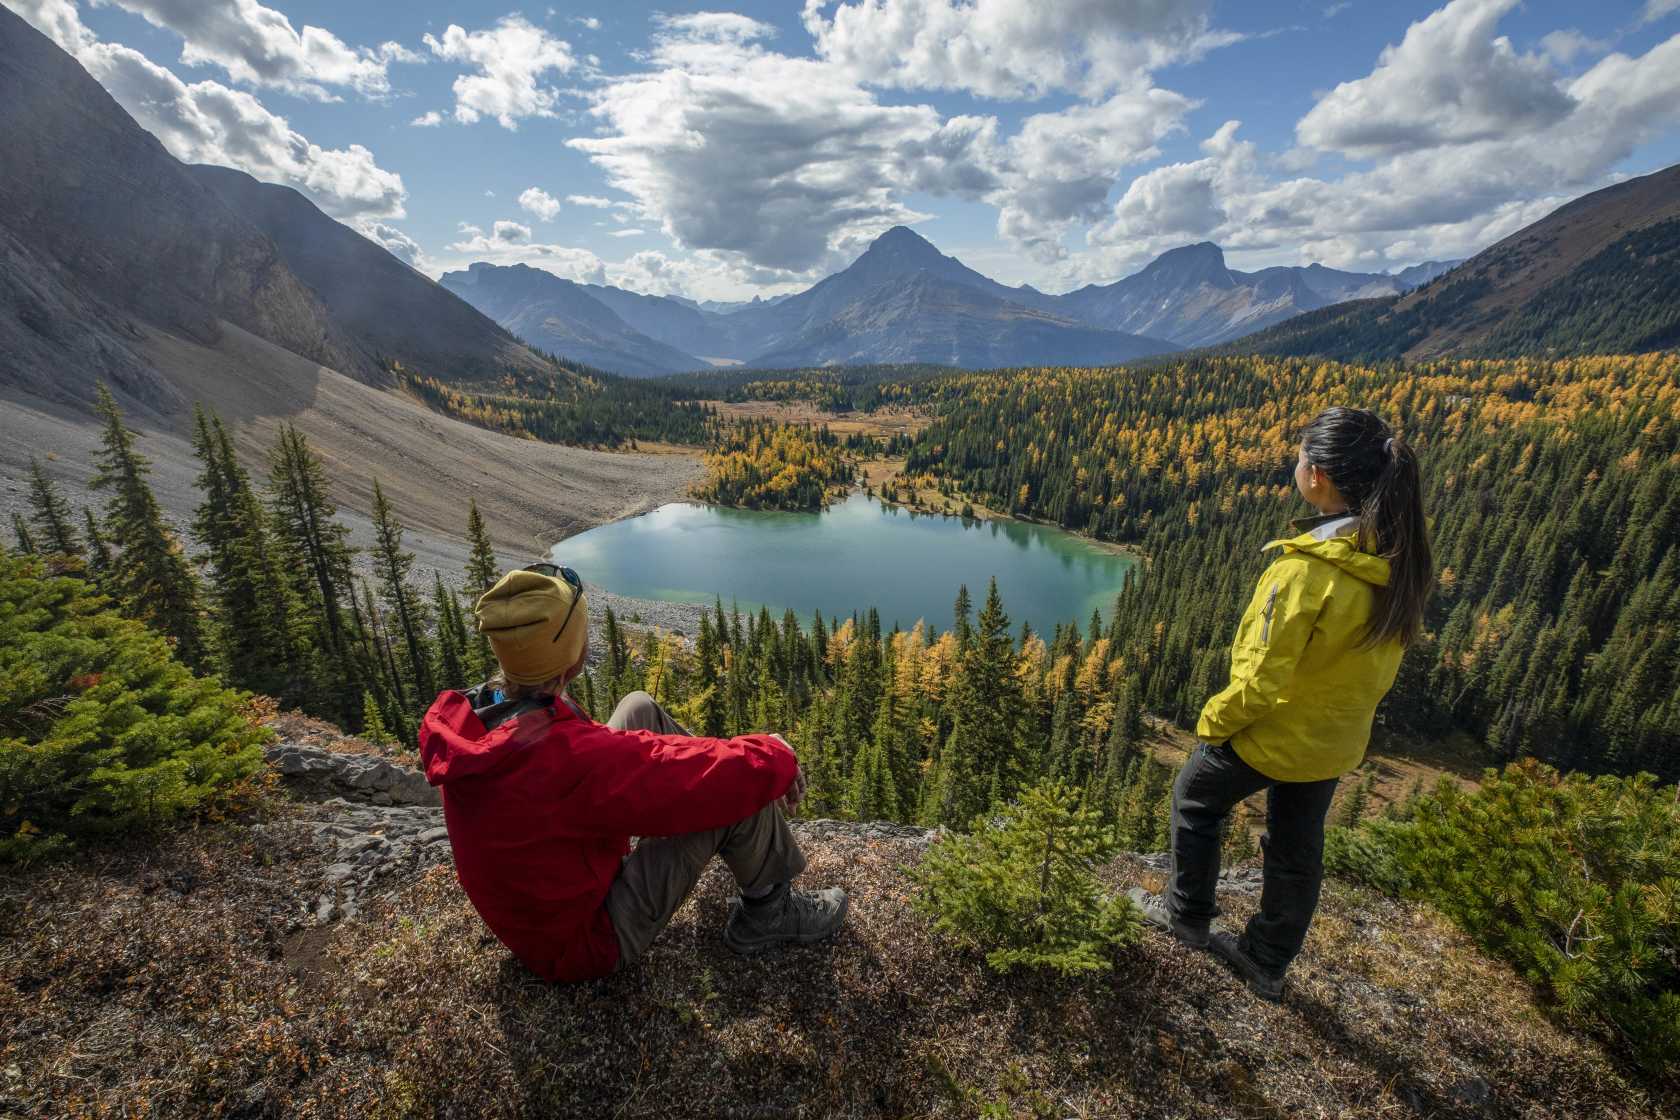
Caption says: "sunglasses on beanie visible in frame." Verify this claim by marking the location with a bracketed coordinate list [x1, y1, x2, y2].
[521, 562, 583, 643]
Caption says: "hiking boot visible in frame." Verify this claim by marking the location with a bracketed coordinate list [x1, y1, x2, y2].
[1127, 887, 1210, 949]
[1208, 931, 1285, 1002]
[723, 883, 849, 956]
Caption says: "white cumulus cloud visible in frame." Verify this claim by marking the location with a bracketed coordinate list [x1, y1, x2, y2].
[441, 226, 609, 285]
[802, 0, 1234, 99]
[8, 0, 94, 52]
[1296, 0, 1575, 158]
[99, 0, 404, 101]
[12, 0, 407, 220]
[568, 14, 941, 272]
[518, 187, 562, 221]
[422, 16, 576, 129]
[1075, 6, 1680, 284]
[355, 219, 426, 268]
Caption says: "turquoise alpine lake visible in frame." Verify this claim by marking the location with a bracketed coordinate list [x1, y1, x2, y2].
[552, 492, 1137, 637]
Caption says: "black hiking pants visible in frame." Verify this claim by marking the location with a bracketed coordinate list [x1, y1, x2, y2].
[1166, 741, 1339, 975]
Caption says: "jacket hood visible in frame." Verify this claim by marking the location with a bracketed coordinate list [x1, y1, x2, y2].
[419, 686, 571, 786]
[1264, 514, 1391, 587]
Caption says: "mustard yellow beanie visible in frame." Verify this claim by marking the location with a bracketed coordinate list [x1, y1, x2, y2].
[475, 569, 589, 685]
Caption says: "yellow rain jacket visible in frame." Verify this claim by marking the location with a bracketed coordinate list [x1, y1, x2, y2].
[1196, 514, 1403, 782]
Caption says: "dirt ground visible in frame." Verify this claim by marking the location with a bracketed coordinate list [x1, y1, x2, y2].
[0, 321, 704, 582]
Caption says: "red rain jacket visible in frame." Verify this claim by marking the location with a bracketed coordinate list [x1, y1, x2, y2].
[419, 688, 798, 981]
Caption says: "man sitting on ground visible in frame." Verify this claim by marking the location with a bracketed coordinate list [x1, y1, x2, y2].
[419, 563, 848, 982]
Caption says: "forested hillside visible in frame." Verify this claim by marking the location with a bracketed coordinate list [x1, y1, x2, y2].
[895, 354, 1679, 779]
[387, 342, 1680, 783]
[1233, 163, 1680, 361]
[392, 363, 713, 448]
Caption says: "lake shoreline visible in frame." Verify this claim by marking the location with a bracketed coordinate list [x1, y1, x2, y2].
[560, 492, 1139, 640]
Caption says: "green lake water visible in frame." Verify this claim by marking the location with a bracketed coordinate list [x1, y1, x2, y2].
[551, 493, 1137, 637]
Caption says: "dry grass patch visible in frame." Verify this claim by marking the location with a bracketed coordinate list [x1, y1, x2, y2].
[0, 802, 1668, 1119]
[705, 401, 931, 442]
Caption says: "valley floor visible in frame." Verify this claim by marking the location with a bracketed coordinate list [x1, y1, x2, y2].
[0, 721, 1663, 1120]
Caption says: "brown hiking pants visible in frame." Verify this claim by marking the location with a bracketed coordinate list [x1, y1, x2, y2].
[600, 691, 807, 967]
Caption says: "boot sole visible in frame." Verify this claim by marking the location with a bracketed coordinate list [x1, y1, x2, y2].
[1128, 889, 1210, 949]
[724, 895, 850, 956]
[1207, 936, 1284, 1002]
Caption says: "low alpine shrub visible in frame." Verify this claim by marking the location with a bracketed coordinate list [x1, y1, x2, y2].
[1327, 761, 1680, 1073]
[912, 781, 1140, 976]
[0, 553, 268, 861]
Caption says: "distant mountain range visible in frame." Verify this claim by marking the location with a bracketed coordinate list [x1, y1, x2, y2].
[443, 227, 1175, 375]
[1233, 163, 1680, 361]
[0, 5, 549, 414]
[445, 225, 1458, 377]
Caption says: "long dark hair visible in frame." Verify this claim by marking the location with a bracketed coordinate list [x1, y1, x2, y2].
[1300, 406, 1433, 647]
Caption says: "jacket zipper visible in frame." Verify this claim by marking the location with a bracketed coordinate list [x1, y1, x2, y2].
[1260, 583, 1279, 642]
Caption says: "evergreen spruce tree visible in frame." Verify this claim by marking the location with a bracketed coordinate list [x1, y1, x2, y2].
[578, 668, 600, 721]
[360, 691, 394, 746]
[1047, 689, 1077, 780]
[190, 410, 313, 705]
[463, 498, 500, 678]
[0, 551, 266, 856]
[369, 479, 435, 705]
[693, 612, 728, 738]
[90, 385, 206, 668]
[81, 508, 113, 577]
[267, 423, 362, 724]
[11, 513, 36, 555]
[601, 605, 630, 710]
[26, 458, 81, 558]
[432, 572, 471, 691]
[847, 688, 902, 821]
[912, 781, 1141, 975]
[1337, 771, 1376, 828]
[1222, 817, 1258, 863]
[930, 579, 1022, 827]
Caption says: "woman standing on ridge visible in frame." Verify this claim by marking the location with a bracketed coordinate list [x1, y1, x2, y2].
[1130, 406, 1434, 1000]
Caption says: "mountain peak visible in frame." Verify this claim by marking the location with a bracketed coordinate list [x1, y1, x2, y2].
[872, 224, 934, 247]
[860, 225, 944, 265]
[1134, 241, 1234, 291]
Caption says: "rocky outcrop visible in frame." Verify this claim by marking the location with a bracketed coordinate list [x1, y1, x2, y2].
[260, 741, 446, 923]
[264, 741, 439, 808]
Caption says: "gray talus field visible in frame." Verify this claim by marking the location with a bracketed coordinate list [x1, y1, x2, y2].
[0, 321, 702, 578]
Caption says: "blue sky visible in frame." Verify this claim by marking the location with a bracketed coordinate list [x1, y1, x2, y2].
[15, 1, 1680, 298]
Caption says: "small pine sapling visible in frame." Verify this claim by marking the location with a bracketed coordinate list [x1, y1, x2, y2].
[912, 781, 1140, 976]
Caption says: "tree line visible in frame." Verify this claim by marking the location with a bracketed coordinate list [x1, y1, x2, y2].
[891, 354, 1680, 780]
[14, 389, 1184, 844]
[20, 347, 1676, 799]
[15, 387, 505, 749]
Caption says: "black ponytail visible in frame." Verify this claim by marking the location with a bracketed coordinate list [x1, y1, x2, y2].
[1300, 406, 1433, 647]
